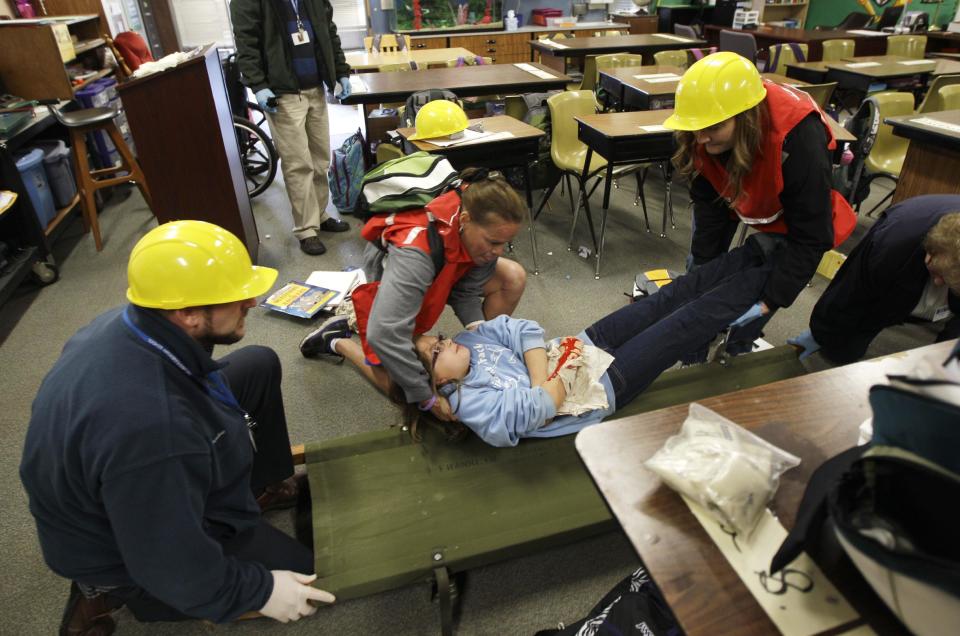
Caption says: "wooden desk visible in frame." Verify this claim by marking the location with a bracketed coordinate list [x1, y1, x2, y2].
[886, 109, 960, 204]
[785, 60, 830, 84]
[118, 45, 260, 260]
[530, 33, 706, 72]
[576, 341, 954, 636]
[924, 30, 960, 54]
[823, 57, 936, 93]
[345, 47, 477, 71]
[396, 115, 545, 274]
[702, 25, 889, 62]
[598, 65, 684, 112]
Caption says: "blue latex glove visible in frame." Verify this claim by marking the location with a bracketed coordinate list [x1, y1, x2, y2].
[788, 329, 821, 360]
[729, 302, 765, 329]
[338, 76, 352, 99]
[256, 88, 277, 113]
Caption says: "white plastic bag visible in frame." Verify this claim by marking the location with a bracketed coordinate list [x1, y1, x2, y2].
[644, 403, 801, 536]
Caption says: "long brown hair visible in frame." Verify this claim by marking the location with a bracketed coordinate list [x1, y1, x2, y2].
[388, 354, 469, 444]
[458, 167, 526, 225]
[671, 101, 768, 208]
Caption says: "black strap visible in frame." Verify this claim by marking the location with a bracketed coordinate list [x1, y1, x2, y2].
[426, 221, 446, 275]
[434, 565, 453, 636]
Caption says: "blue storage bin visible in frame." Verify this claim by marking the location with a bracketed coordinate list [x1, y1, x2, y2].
[32, 140, 78, 208]
[15, 148, 57, 229]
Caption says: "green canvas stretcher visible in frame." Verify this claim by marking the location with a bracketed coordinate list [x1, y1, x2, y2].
[303, 346, 806, 605]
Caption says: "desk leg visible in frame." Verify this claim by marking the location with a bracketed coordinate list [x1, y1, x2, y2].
[659, 162, 675, 238]
[524, 161, 540, 275]
[594, 163, 615, 280]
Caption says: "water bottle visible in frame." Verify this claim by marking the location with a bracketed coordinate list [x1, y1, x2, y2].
[506, 10, 519, 31]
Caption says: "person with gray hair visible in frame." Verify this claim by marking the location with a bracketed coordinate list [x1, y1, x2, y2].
[791, 194, 960, 363]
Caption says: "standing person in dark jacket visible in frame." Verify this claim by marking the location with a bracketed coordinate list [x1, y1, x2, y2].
[664, 52, 856, 346]
[791, 194, 960, 363]
[231, 0, 352, 255]
[20, 222, 334, 635]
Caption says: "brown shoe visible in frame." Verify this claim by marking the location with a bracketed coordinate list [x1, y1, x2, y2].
[60, 583, 124, 636]
[256, 473, 306, 512]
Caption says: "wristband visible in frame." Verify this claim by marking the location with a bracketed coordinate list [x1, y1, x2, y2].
[418, 395, 438, 412]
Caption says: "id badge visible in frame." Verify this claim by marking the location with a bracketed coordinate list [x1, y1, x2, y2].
[292, 29, 310, 45]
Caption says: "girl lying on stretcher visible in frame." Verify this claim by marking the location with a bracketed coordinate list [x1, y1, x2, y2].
[313, 235, 784, 447]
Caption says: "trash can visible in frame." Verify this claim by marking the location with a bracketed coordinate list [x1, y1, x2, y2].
[14, 148, 57, 229]
[33, 140, 77, 208]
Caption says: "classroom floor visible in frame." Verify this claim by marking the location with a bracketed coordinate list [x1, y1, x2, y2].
[0, 102, 940, 635]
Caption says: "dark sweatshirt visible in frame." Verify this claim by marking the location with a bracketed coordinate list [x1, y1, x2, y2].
[20, 306, 272, 623]
[689, 112, 835, 310]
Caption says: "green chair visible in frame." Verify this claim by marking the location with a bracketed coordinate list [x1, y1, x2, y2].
[862, 91, 915, 216]
[765, 43, 808, 75]
[595, 53, 644, 110]
[821, 39, 855, 62]
[939, 84, 960, 110]
[653, 49, 689, 69]
[917, 74, 960, 113]
[886, 34, 927, 59]
[794, 82, 838, 110]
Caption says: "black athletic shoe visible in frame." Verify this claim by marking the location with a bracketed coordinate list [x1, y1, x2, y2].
[300, 315, 351, 359]
[319, 217, 350, 233]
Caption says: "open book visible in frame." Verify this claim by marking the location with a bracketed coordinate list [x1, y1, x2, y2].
[304, 269, 367, 307]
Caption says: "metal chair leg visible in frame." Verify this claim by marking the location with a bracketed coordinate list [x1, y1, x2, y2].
[634, 168, 650, 232]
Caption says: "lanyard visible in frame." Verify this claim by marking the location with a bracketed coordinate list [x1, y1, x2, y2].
[122, 307, 257, 449]
[289, 0, 305, 32]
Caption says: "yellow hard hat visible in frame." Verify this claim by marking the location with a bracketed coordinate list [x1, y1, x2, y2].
[408, 100, 468, 140]
[663, 51, 767, 132]
[126, 220, 278, 309]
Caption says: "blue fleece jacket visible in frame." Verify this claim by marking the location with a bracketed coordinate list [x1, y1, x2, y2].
[448, 316, 615, 447]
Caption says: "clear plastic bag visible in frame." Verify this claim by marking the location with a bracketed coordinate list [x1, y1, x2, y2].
[644, 403, 801, 536]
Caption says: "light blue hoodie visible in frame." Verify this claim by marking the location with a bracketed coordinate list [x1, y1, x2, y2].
[447, 316, 616, 447]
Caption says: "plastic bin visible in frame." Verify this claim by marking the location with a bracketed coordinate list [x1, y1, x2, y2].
[14, 148, 57, 229]
[32, 140, 77, 208]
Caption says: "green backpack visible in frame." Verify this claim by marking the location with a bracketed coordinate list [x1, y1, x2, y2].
[356, 151, 459, 220]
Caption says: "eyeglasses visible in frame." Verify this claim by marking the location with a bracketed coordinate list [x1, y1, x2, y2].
[430, 335, 447, 373]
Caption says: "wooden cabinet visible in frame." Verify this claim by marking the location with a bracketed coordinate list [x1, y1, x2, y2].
[410, 35, 449, 50]
[611, 14, 658, 35]
[750, 0, 809, 28]
[449, 34, 504, 63]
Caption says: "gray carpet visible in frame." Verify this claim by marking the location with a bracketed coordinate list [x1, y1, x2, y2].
[0, 103, 941, 635]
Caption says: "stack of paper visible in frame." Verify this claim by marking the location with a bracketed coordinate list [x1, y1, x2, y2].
[305, 269, 367, 306]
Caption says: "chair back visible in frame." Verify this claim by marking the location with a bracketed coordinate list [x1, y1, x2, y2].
[833, 12, 872, 30]
[653, 49, 689, 69]
[595, 53, 645, 83]
[594, 30, 624, 37]
[821, 39, 855, 62]
[674, 23, 698, 39]
[578, 55, 600, 92]
[547, 90, 598, 172]
[794, 82, 838, 110]
[886, 34, 927, 59]
[365, 34, 411, 53]
[504, 95, 528, 121]
[917, 74, 960, 113]
[938, 84, 960, 111]
[864, 91, 914, 177]
[719, 30, 758, 65]
[838, 98, 882, 206]
[766, 42, 808, 75]
[876, 6, 904, 30]
[113, 31, 153, 72]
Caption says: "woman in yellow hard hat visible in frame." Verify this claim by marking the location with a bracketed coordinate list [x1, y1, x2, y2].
[664, 51, 856, 336]
[300, 101, 530, 422]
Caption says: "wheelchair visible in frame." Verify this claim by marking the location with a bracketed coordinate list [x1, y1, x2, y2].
[220, 51, 278, 198]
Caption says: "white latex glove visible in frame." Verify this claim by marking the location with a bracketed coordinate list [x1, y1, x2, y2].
[260, 571, 335, 623]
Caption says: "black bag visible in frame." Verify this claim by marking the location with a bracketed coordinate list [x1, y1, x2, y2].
[504, 91, 561, 191]
[535, 566, 682, 636]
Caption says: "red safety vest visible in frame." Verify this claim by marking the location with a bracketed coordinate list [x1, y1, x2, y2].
[352, 188, 476, 365]
[695, 81, 856, 248]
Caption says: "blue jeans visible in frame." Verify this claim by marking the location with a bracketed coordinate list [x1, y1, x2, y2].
[585, 237, 776, 409]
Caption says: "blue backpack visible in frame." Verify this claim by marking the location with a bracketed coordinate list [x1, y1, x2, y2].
[329, 128, 367, 215]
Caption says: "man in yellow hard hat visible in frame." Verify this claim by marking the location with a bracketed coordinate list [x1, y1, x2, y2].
[20, 221, 334, 634]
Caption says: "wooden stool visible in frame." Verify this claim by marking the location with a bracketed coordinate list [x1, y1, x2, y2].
[48, 104, 152, 251]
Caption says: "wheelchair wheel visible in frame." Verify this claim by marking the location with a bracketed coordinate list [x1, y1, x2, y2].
[245, 100, 270, 130]
[233, 116, 278, 198]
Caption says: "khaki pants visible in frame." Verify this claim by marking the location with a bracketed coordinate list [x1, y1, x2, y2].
[267, 87, 332, 240]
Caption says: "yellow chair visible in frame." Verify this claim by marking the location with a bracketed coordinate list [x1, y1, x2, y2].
[765, 43, 808, 75]
[886, 35, 927, 59]
[939, 84, 960, 110]
[862, 91, 915, 215]
[378, 62, 414, 72]
[794, 82, 838, 110]
[594, 30, 625, 37]
[917, 74, 960, 113]
[821, 39, 855, 62]
[653, 49, 689, 69]
[363, 34, 412, 53]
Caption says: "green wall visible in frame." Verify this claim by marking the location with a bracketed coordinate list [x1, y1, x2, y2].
[806, 0, 958, 30]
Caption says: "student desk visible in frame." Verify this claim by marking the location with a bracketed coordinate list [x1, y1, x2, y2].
[822, 57, 941, 93]
[885, 109, 960, 204]
[340, 63, 570, 143]
[597, 65, 684, 111]
[345, 47, 477, 71]
[701, 25, 889, 62]
[396, 115, 545, 273]
[575, 340, 954, 635]
[530, 34, 705, 73]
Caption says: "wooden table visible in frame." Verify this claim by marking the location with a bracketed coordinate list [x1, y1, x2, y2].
[597, 65, 684, 112]
[702, 25, 889, 62]
[345, 47, 477, 72]
[823, 56, 939, 93]
[886, 109, 960, 204]
[341, 63, 570, 143]
[575, 341, 954, 635]
[396, 115, 545, 274]
[530, 33, 706, 73]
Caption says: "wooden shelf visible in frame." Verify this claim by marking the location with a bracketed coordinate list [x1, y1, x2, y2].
[73, 38, 105, 55]
[45, 192, 80, 236]
[71, 68, 113, 92]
